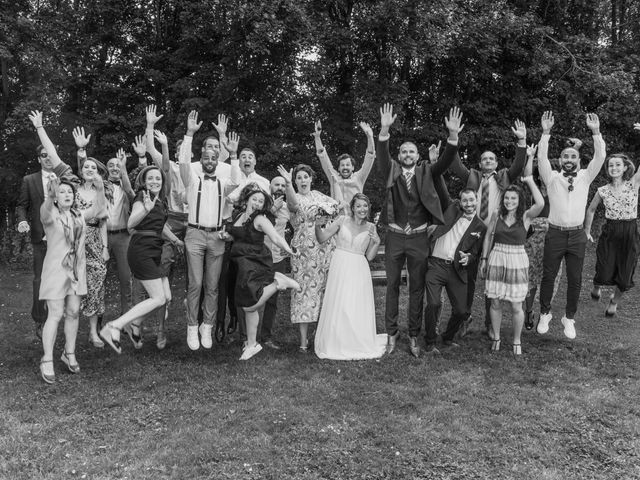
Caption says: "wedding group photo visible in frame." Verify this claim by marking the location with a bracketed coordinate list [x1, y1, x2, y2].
[1, 0, 640, 478]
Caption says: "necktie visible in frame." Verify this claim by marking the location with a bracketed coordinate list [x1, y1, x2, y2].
[479, 175, 490, 221]
[404, 171, 413, 194]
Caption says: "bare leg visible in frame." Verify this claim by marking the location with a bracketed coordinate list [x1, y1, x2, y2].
[244, 308, 259, 347]
[489, 298, 501, 351]
[511, 301, 524, 354]
[63, 295, 81, 356]
[42, 299, 65, 362]
[299, 323, 309, 350]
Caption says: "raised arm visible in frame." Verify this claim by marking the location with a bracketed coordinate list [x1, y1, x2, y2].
[357, 121, 376, 183]
[632, 161, 640, 189]
[507, 119, 528, 182]
[116, 148, 135, 200]
[72, 126, 91, 172]
[276, 165, 299, 212]
[83, 177, 108, 220]
[376, 103, 397, 180]
[29, 111, 63, 169]
[212, 114, 230, 164]
[39, 174, 59, 226]
[536, 111, 554, 184]
[313, 120, 336, 183]
[145, 105, 164, 167]
[431, 106, 464, 177]
[584, 191, 602, 242]
[153, 130, 171, 175]
[220, 131, 241, 193]
[523, 144, 537, 176]
[522, 175, 545, 227]
[179, 110, 202, 187]
[585, 114, 606, 182]
[365, 222, 381, 262]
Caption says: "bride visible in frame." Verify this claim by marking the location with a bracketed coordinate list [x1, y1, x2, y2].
[314, 193, 387, 360]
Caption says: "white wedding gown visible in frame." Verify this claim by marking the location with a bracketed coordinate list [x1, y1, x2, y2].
[314, 222, 387, 360]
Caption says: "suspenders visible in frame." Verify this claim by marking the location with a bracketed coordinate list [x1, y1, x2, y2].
[195, 177, 223, 227]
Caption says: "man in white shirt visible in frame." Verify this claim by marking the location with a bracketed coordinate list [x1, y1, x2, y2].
[180, 110, 241, 350]
[536, 111, 605, 339]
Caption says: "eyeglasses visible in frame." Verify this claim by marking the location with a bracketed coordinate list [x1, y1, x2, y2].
[39, 152, 49, 159]
[567, 177, 574, 192]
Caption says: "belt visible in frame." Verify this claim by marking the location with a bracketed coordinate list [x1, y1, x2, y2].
[132, 230, 161, 238]
[431, 256, 454, 265]
[108, 228, 129, 234]
[188, 223, 223, 232]
[549, 223, 583, 231]
[86, 221, 100, 227]
[387, 225, 429, 236]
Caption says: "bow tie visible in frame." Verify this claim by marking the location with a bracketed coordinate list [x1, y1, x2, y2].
[562, 171, 577, 178]
[463, 214, 475, 221]
[110, 179, 121, 186]
[203, 175, 217, 181]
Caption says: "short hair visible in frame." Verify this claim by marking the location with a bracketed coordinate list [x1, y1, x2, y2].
[36, 144, 46, 156]
[58, 177, 77, 197]
[349, 192, 370, 215]
[292, 163, 316, 184]
[202, 135, 219, 149]
[240, 148, 256, 157]
[237, 182, 273, 215]
[337, 154, 356, 169]
[459, 188, 477, 199]
[605, 154, 635, 182]
[499, 184, 526, 222]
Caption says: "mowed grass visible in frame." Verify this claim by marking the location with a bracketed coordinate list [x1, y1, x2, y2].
[1, 244, 639, 479]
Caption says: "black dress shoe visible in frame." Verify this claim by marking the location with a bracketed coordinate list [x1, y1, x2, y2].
[524, 311, 534, 330]
[227, 316, 238, 334]
[442, 340, 461, 348]
[35, 323, 43, 340]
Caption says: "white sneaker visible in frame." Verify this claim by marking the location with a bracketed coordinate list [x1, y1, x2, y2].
[199, 323, 213, 349]
[187, 325, 200, 350]
[239, 343, 263, 360]
[561, 316, 576, 339]
[537, 312, 552, 334]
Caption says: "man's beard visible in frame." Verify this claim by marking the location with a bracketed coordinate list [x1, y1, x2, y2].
[273, 191, 285, 200]
[562, 162, 577, 173]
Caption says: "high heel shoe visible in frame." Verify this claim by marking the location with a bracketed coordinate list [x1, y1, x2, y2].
[490, 339, 501, 353]
[124, 323, 143, 349]
[512, 343, 522, 356]
[39, 358, 55, 384]
[61, 352, 80, 373]
[99, 322, 123, 354]
[89, 332, 104, 348]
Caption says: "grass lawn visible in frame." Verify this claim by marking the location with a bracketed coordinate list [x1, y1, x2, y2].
[1, 244, 639, 479]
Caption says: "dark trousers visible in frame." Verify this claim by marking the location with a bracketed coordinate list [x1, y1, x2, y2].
[107, 232, 132, 314]
[384, 230, 429, 337]
[32, 242, 47, 325]
[424, 257, 468, 344]
[540, 227, 587, 319]
[217, 243, 237, 328]
[260, 258, 289, 341]
[466, 263, 491, 328]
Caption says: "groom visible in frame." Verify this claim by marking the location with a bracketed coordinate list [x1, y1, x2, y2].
[377, 104, 463, 356]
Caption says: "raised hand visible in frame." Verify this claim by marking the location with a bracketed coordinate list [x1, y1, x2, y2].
[142, 189, 157, 211]
[359, 121, 373, 138]
[116, 147, 126, 162]
[526, 143, 537, 158]
[276, 165, 293, 185]
[220, 131, 239, 156]
[428, 141, 442, 164]
[154, 130, 168, 146]
[47, 174, 59, 198]
[92, 175, 105, 191]
[132, 135, 147, 157]
[445, 106, 464, 136]
[586, 113, 600, 133]
[511, 119, 526, 141]
[541, 111, 554, 133]
[146, 105, 163, 126]
[212, 114, 228, 137]
[634, 123, 640, 131]
[72, 126, 91, 148]
[28, 111, 43, 129]
[312, 120, 322, 138]
[379, 103, 397, 130]
[273, 196, 285, 212]
[187, 110, 203, 136]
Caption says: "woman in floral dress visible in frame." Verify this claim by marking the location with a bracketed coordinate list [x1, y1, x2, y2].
[277, 164, 338, 352]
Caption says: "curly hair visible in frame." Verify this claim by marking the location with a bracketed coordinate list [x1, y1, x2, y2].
[237, 182, 273, 215]
[499, 184, 526, 222]
[349, 192, 370, 216]
[292, 163, 316, 186]
[605, 154, 635, 182]
[135, 166, 167, 199]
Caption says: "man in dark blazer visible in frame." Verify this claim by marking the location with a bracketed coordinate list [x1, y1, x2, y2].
[424, 178, 487, 354]
[16, 143, 73, 337]
[377, 104, 463, 357]
[448, 121, 528, 336]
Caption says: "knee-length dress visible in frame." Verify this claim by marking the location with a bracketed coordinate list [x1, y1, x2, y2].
[39, 207, 87, 300]
[128, 192, 168, 280]
[314, 217, 386, 360]
[76, 189, 106, 317]
[229, 212, 275, 308]
[485, 217, 529, 303]
[594, 181, 640, 292]
[524, 199, 550, 290]
[290, 190, 337, 324]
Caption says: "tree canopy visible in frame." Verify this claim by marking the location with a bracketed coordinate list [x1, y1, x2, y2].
[2, 0, 640, 218]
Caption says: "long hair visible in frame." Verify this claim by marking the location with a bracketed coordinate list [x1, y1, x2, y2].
[349, 192, 370, 217]
[135, 165, 167, 200]
[605, 154, 635, 182]
[237, 182, 273, 215]
[499, 184, 526, 222]
[79, 157, 108, 182]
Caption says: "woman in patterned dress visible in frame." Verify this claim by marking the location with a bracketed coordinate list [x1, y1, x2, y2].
[277, 164, 338, 352]
[584, 153, 640, 316]
[480, 177, 544, 356]
[75, 156, 109, 348]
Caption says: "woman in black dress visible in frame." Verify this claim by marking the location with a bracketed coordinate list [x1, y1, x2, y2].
[219, 183, 300, 360]
[100, 166, 183, 353]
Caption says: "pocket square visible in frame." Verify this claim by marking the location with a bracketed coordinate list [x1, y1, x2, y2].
[470, 232, 481, 238]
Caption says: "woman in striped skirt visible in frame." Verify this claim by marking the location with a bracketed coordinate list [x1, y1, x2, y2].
[479, 176, 544, 355]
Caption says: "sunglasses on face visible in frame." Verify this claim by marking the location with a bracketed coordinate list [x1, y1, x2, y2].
[39, 152, 49, 159]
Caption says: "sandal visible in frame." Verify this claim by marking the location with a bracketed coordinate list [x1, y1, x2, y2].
[124, 323, 143, 349]
[89, 332, 104, 348]
[61, 351, 80, 374]
[490, 339, 501, 353]
[99, 322, 123, 354]
[512, 343, 522, 356]
[39, 358, 55, 384]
